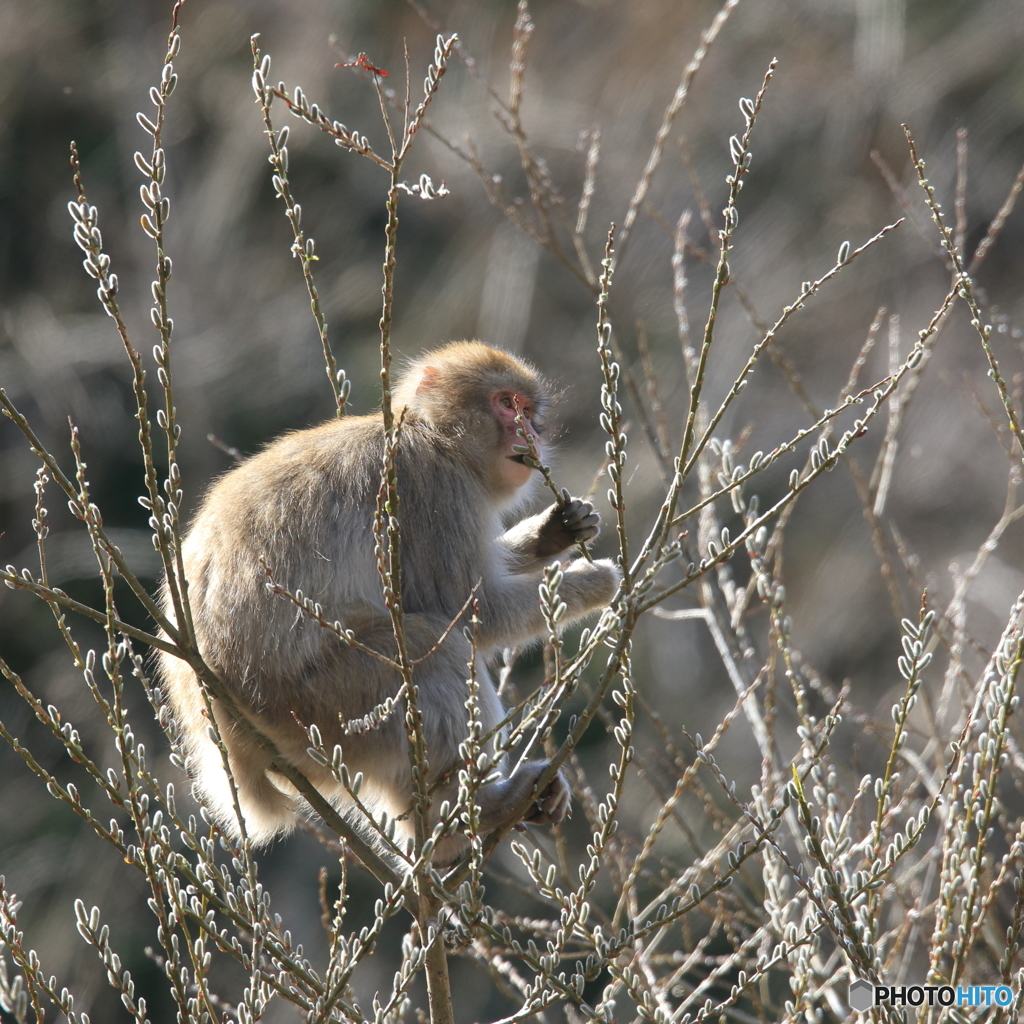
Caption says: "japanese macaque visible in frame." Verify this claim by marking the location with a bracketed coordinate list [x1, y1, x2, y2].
[158, 341, 620, 860]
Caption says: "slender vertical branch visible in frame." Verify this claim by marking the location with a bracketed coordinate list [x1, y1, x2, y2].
[511, 402, 593, 562]
[905, 125, 1024, 460]
[252, 38, 350, 417]
[595, 227, 630, 585]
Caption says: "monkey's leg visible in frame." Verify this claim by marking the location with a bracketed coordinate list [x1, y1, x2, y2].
[241, 616, 573, 858]
[258, 616, 479, 856]
[394, 635, 571, 856]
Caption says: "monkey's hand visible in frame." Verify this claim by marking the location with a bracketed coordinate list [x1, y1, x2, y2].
[533, 498, 601, 558]
[498, 498, 601, 567]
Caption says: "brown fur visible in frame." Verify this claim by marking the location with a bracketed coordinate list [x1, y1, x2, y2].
[158, 342, 619, 858]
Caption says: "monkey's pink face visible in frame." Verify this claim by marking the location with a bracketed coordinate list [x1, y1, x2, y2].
[492, 390, 542, 489]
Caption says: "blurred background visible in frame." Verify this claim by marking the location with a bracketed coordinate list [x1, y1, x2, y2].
[2, 0, 1024, 1018]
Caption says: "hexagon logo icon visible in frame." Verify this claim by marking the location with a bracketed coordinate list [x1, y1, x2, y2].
[848, 979, 874, 1013]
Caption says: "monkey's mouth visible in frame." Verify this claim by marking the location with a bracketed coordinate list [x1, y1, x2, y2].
[508, 453, 529, 465]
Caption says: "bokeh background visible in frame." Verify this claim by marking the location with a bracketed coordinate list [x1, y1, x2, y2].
[2, 0, 1024, 1018]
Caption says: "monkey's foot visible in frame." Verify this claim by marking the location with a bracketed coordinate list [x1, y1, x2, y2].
[475, 761, 571, 832]
[520, 762, 571, 826]
[526, 773, 571, 825]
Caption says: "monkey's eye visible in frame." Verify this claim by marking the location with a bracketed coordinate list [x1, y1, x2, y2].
[497, 393, 533, 419]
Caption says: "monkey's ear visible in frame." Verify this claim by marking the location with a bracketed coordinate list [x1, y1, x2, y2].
[415, 365, 442, 394]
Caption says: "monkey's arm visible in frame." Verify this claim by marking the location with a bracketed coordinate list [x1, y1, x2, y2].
[475, 556, 620, 648]
[498, 499, 601, 570]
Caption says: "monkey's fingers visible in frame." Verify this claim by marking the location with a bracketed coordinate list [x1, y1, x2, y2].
[560, 498, 595, 525]
[560, 499, 601, 542]
[570, 521, 600, 543]
[566, 520, 600, 543]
